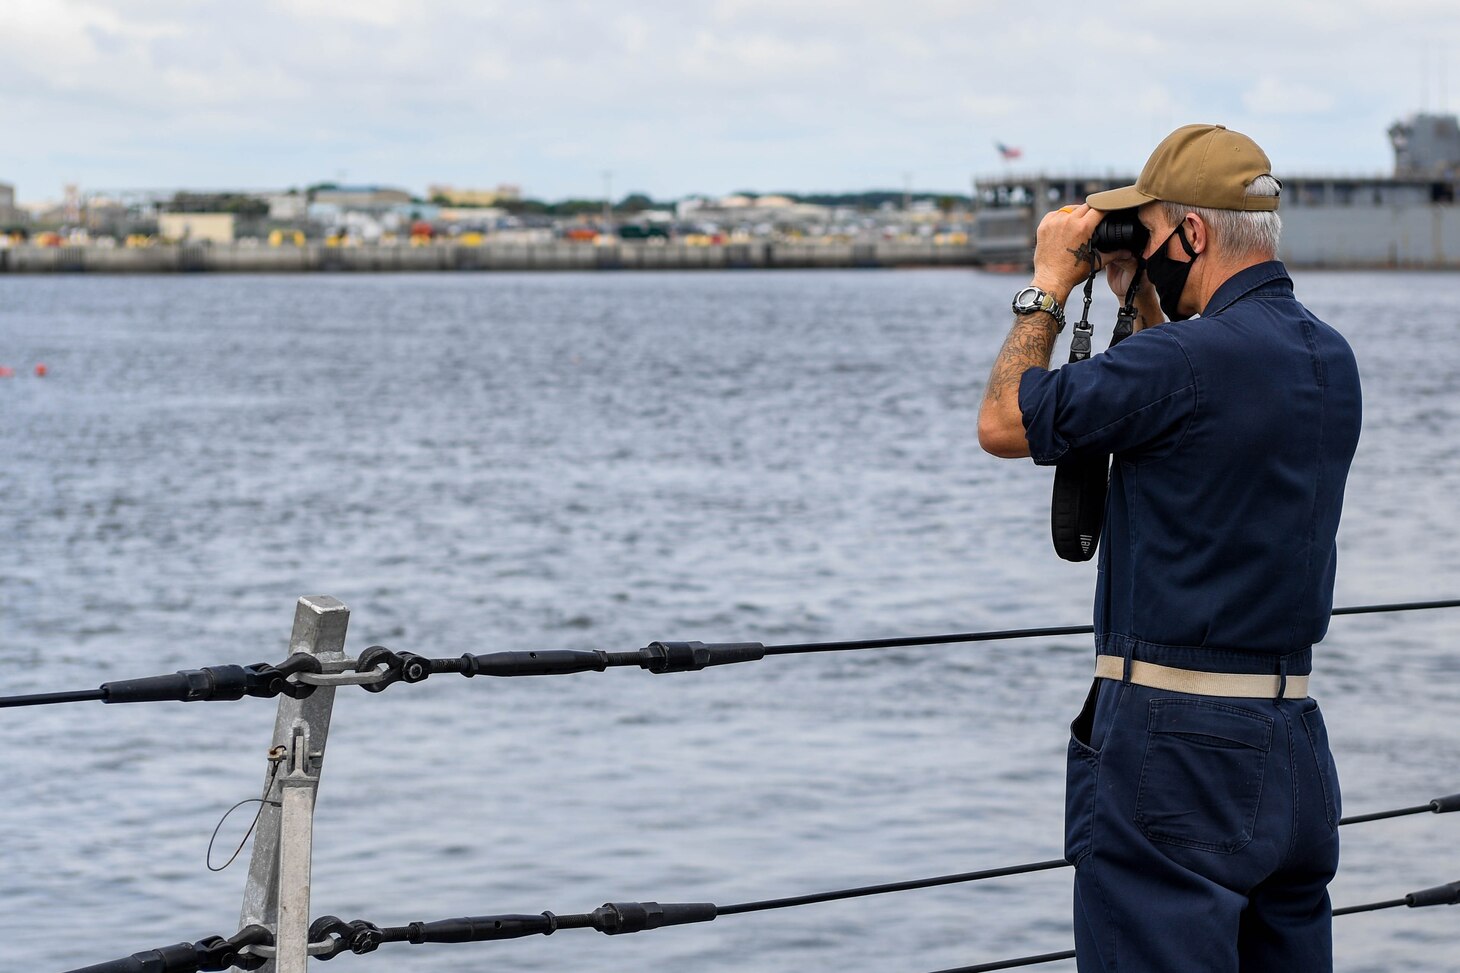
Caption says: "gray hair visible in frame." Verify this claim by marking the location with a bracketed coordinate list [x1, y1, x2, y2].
[1159, 174, 1282, 258]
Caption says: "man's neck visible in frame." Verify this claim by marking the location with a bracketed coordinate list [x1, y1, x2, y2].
[1189, 251, 1276, 315]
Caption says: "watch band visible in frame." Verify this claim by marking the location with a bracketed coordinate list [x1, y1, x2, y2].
[1012, 285, 1066, 333]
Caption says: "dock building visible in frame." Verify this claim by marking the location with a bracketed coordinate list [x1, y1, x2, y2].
[157, 212, 237, 244]
[311, 185, 413, 209]
[973, 113, 1460, 269]
[0, 182, 22, 228]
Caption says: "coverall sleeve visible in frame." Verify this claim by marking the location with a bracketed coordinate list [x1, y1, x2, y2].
[1017, 327, 1197, 466]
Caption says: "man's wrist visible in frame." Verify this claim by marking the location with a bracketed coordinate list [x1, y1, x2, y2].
[1133, 290, 1164, 331]
[1012, 284, 1067, 333]
[1028, 274, 1074, 307]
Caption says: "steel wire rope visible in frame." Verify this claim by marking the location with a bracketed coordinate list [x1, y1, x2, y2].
[220, 791, 1460, 962]
[922, 877, 1460, 973]
[53, 789, 1460, 971]
[7, 599, 1459, 709]
[758, 598, 1460, 656]
[1, 688, 106, 708]
[24, 597, 1460, 973]
[715, 859, 1070, 916]
[65, 871, 1455, 971]
[712, 787, 1456, 916]
[46, 790, 1460, 971]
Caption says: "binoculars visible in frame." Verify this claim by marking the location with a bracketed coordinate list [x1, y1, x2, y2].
[1090, 207, 1150, 256]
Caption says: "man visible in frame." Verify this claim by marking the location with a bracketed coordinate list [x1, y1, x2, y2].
[977, 124, 1362, 972]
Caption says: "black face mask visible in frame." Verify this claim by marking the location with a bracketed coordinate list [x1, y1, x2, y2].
[1145, 223, 1199, 321]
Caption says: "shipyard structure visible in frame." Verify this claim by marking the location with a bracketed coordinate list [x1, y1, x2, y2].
[975, 113, 1460, 270]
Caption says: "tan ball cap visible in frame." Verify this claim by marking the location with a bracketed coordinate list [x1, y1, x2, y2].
[1086, 123, 1279, 212]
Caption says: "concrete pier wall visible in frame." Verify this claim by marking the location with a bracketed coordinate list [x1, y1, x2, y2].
[970, 202, 1460, 270]
[0, 241, 979, 274]
[1278, 206, 1460, 268]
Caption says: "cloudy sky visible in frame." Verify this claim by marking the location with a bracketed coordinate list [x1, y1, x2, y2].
[2, 0, 1457, 203]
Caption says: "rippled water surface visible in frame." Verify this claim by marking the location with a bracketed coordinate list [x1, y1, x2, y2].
[1, 270, 1457, 973]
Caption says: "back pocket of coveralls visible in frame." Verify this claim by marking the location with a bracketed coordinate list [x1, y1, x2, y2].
[1134, 698, 1273, 854]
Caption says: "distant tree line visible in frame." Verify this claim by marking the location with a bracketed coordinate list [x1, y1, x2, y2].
[488, 192, 669, 218]
[492, 189, 971, 217]
[165, 192, 269, 216]
[154, 187, 973, 220]
[788, 190, 971, 211]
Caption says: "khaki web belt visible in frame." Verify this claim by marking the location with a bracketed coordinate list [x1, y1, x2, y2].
[1095, 655, 1309, 699]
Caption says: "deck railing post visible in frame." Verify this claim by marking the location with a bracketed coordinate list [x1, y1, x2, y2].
[232, 596, 350, 972]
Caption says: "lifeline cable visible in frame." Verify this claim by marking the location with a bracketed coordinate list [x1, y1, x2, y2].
[1340, 790, 1460, 825]
[715, 859, 1068, 916]
[760, 598, 1460, 657]
[42, 601, 1460, 972]
[6, 599, 1458, 709]
[57, 789, 1458, 969]
[70, 873, 1454, 969]
[716, 789, 1458, 917]
[62, 924, 270, 973]
[925, 879, 1460, 973]
[0, 654, 320, 709]
[927, 949, 1076, 973]
[711, 789, 1455, 920]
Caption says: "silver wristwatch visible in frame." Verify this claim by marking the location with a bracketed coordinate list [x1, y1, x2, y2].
[1011, 285, 1066, 333]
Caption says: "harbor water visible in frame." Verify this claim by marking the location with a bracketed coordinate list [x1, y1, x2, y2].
[1, 269, 1457, 973]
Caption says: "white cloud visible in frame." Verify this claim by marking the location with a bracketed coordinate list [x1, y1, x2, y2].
[279, 0, 422, 28]
[0, 0, 1456, 199]
[960, 94, 1022, 119]
[1242, 77, 1338, 116]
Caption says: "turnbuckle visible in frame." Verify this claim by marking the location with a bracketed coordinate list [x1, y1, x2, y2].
[356, 646, 433, 693]
[285, 647, 428, 692]
[268, 653, 324, 699]
[194, 924, 273, 971]
[310, 916, 385, 959]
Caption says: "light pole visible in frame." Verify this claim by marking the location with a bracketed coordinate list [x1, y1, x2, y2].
[602, 170, 614, 238]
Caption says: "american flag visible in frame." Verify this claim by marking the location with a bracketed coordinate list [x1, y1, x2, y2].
[995, 142, 1022, 161]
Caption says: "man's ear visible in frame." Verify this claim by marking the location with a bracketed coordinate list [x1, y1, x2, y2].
[1186, 212, 1207, 255]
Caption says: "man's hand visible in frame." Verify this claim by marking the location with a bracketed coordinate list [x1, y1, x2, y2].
[1102, 254, 1164, 333]
[977, 203, 1104, 459]
[1030, 204, 1108, 304]
[1103, 253, 1140, 298]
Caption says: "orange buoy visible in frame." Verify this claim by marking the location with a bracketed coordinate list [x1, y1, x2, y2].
[0, 366, 14, 379]
[34, 364, 47, 377]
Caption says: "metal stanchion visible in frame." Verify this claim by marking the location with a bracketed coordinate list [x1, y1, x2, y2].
[232, 596, 350, 973]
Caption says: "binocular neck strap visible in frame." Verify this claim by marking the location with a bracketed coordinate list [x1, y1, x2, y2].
[1111, 261, 1147, 347]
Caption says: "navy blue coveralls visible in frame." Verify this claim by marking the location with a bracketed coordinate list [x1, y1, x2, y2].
[1018, 262, 1362, 972]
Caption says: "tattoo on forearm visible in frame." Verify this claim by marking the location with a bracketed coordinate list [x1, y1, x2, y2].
[985, 314, 1058, 404]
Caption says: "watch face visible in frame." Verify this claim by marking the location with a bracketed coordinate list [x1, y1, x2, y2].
[1013, 286, 1041, 311]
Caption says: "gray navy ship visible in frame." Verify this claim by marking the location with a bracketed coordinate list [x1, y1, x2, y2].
[974, 113, 1460, 269]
